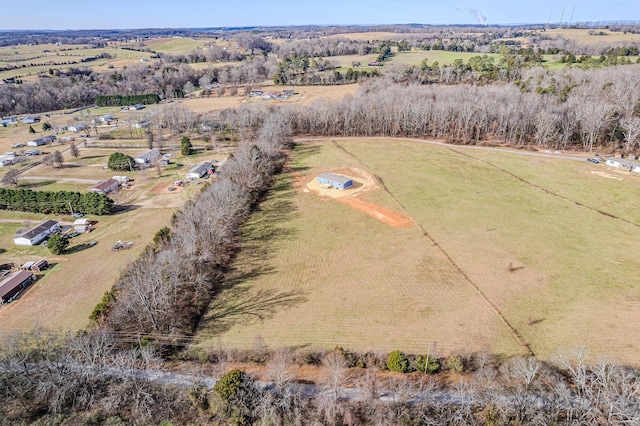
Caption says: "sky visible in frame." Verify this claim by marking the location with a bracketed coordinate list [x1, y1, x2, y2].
[2, 0, 639, 30]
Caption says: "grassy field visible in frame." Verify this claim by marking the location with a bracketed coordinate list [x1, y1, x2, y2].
[545, 28, 640, 45]
[196, 138, 640, 365]
[390, 51, 503, 67]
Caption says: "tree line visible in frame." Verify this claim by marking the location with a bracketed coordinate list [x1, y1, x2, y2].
[2, 329, 639, 425]
[94, 113, 291, 337]
[0, 188, 114, 215]
[94, 93, 160, 107]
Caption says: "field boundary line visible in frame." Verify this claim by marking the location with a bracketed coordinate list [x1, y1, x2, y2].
[449, 148, 640, 230]
[330, 140, 535, 356]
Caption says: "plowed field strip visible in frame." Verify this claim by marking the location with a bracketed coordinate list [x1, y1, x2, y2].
[331, 140, 535, 356]
[450, 148, 640, 229]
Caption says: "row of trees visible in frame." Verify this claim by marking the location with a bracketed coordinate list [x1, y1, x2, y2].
[96, 113, 290, 336]
[2, 330, 639, 425]
[0, 188, 113, 215]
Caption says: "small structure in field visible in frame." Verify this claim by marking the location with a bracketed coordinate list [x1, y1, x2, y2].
[317, 172, 354, 190]
[13, 220, 60, 246]
[89, 178, 120, 194]
[186, 161, 212, 179]
[605, 157, 640, 172]
[31, 259, 49, 272]
[112, 240, 134, 251]
[74, 218, 93, 233]
[0, 270, 36, 303]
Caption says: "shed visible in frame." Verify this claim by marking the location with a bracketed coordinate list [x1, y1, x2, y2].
[89, 178, 120, 194]
[31, 259, 49, 272]
[0, 270, 36, 303]
[13, 220, 60, 246]
[317, 173, 354, 190]
[186, 161, 212, 179]
[74, 218, 93, 232]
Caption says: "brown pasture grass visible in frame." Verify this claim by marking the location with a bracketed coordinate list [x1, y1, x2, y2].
[197, 138, 640, 365]
[545, 28, 640, 45]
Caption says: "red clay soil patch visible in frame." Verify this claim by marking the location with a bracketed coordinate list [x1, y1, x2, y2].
[304, 168, 413, 229]
[337, 197, 413, 229]
[149, 182, 184, 194]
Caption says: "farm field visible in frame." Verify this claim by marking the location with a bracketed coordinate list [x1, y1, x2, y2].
[197, 138, 640, 365]
[390, 51, 503, 67]
[180, 84, 361, 113]
[545, 28, 640, 45]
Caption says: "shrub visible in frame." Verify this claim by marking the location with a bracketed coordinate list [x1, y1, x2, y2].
[180, 136, 192, 156]
[446, 354, 465, 372]
[414, 354, 440, 374]
[214, 369, 251, 403]
[387, 350, 411, 373]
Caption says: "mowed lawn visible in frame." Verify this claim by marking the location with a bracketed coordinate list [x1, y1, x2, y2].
[198, 139, 640, 364]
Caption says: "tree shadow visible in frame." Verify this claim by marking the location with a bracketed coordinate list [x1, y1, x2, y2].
[66, 242, 96, 254]
[203, 286, 307, 335]
[111, 204, 142, 215]
[199, 172, 305, 335]
[18, 180, 57, 189]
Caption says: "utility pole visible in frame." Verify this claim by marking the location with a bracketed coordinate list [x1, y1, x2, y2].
[68, 201, 74, 216]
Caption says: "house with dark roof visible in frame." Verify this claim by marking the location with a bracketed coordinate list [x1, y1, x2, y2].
[0, 270, 36, 303]
[13, 220, 60, 246]
[89, 178, 120, 194]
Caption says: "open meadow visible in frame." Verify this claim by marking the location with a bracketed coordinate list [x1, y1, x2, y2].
[197, 138, 640, 365]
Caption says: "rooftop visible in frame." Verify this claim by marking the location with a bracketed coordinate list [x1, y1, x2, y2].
[17, 220, 58, 240]
[318, 172, 353, 185]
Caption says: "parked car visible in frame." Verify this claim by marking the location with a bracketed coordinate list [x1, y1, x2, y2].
[71, 213, 83, 218]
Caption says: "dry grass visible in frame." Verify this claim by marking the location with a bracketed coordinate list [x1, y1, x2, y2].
[197, 138, 640, 365]
[545, 28, 640, 45]
[324, 32, 406, 41]
[180, 84, 361, 113]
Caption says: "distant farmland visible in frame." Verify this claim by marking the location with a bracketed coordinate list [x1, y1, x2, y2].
[197, 138, 640, 365]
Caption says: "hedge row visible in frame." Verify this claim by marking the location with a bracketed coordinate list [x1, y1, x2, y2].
[95, 93, 160, 107]
[0, 188, 114, 215]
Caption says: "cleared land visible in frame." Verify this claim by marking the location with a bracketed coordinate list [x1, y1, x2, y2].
[197, 138, 640, 365]
[545, 28, 640, 45]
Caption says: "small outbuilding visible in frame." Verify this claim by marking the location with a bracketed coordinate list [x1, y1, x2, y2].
[74, 218, 93, 233]
[13, 220, 60, 246]
[89, 178, 120, 194]
[186, 161, 212, 179]
[317, 172, 354, 190]
[0, 270, 36, 303]
[31, 259, 49, 272]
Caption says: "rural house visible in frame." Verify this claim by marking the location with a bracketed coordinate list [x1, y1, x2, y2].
[13, 220, 60, 246]
[135, 149, 161, 165]
[67, 123, 87, 132]
[605, 158, 640, 172]
[0, 270, 36, 303]
[317, 172, 354, 190]
[27, 138, 47, 146]
[89, 178, 120, 194]
[185, 161, 212, 179]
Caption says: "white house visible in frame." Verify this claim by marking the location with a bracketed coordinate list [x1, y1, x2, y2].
[88, 178, 120, 194]
[185, 161, 212, 179]
[134, 149, 161, 165]
[605, 158, 640, 172]
[13, 220, 60, 246]
[67, 123, 87, 132]
[27, 138, 46, 147]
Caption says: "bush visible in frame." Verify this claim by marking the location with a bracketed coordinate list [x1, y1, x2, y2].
[181, 136, 192, 156]
[414, 354, 440, 374]
[387, 350, 411, 373]
[108, 152, 134, 171]
[214, 369, 251, 403]
[446, 354, 465, 372]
